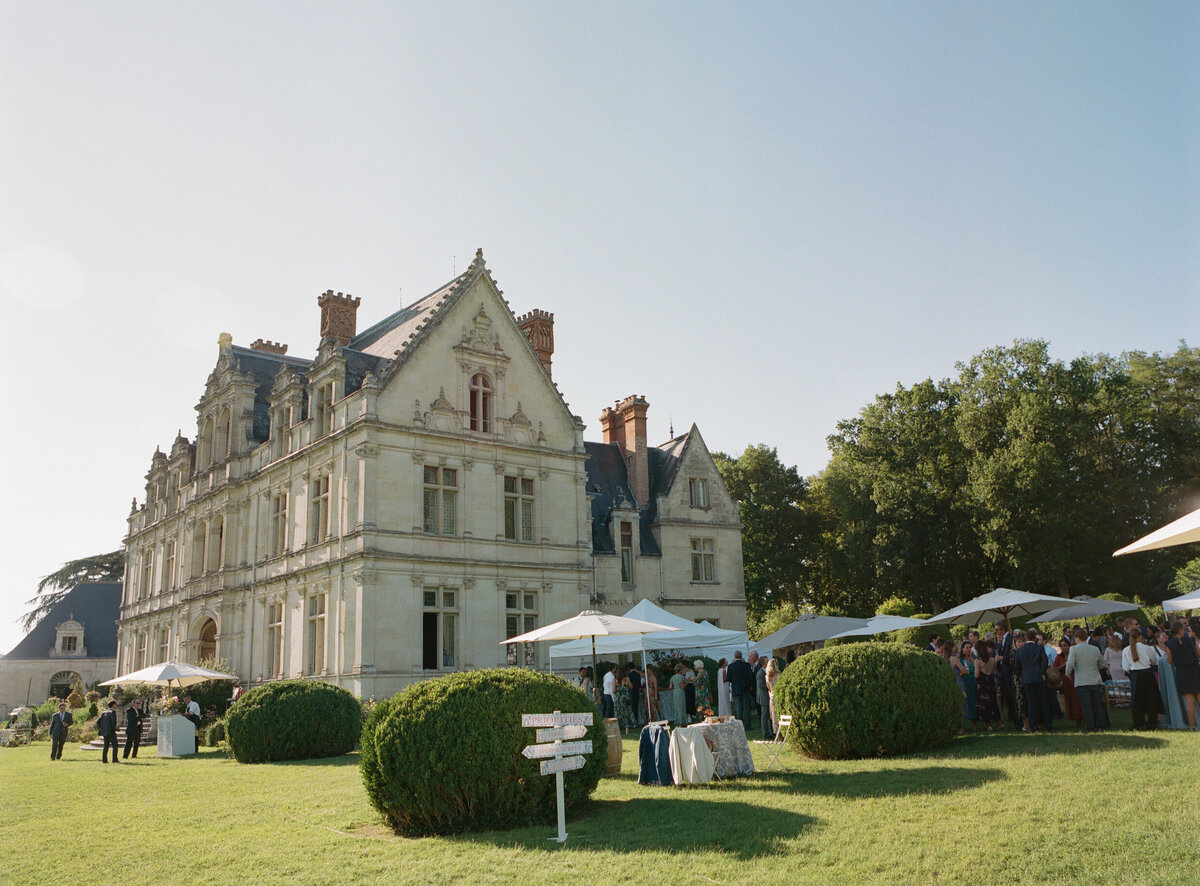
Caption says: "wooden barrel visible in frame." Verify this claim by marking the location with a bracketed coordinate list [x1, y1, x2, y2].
[604, 718, 621, 774]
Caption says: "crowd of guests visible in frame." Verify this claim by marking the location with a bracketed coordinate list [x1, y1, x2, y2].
[929, 615, 1200, 733]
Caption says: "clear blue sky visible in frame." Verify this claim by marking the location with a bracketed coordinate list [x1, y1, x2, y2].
[2, 2, 1197, 653]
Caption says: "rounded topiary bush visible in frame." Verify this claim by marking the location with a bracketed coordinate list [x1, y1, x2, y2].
[774, 642, 960, 759]
[361, 668, 606, 837]
[226, 680, 361, 763]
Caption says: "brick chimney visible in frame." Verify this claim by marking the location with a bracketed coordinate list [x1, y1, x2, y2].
[601, 396, 650, 507]
[250, 339, 288, 355]
[516, 309, 554, 377]
[317, 291, 361, 346]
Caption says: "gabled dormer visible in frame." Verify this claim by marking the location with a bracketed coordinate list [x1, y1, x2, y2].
[194, 333, 260, 469]
[307, 336, 348, 440]
[51, 615, 86, 657]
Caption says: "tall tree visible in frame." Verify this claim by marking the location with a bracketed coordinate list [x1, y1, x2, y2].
[713, 445, 814, 622]
[22, 550, 126, 631]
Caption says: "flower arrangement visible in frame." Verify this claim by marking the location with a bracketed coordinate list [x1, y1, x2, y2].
[158, 695, 181, 716]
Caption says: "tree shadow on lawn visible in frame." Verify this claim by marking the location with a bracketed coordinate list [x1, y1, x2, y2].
[925, 730, 1167, 760]
[715, 764, 1004, 798]
[450, 797, 814, 858]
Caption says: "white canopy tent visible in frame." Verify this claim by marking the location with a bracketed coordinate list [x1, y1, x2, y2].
[547, 599, 748, 658]
[1162, 589, 1200, 613]
[1113, 506, 1200, 557]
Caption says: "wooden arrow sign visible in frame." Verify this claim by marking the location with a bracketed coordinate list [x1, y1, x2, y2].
[522, 712, 593, 728]
[536, 725, 588, 742]
[540, 755, 586, 776]
[522, 740, 592, 759]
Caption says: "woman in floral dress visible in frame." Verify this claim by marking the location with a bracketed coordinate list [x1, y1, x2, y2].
[693, 659, 712, 715]
[614, 665, 637, 733]
[645, 665, 661, 721]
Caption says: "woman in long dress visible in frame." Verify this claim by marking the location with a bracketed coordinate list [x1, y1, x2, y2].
[974, 643, 1001, 730]
[669, 665, 688, 725]
[765, 658, 780, 734]
[716, 658, 732, 718]
[614, 665, 637, 733]
[957, 642, 978, 731]
[1167, 621, 1200, 730]
[693, 660, 712, 715]
[1053, 639, 1083, 728]
[1103, 639, 1126, 682]
[1155, 631, 1186, 729]
[644, 665, 662, 721]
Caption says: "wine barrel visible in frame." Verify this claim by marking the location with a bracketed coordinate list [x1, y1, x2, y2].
[604, 718, 621, 774]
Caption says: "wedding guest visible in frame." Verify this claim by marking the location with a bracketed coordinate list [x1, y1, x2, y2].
[756, 658, 773, 739]
[1122, 632, 1162, 730]
[974, 643, 1001, 730]
[1015, 630, 1052, 732]
[693, 660, 712, 715]
[957, 642, 977, 730]
[1054, 639, 1083, 728]
[669, 664, 688, 725]
[49, 702, 72, 761]
[1167, 621, 1200, 730]
[97, 701, 119, 763]
[645, 665, 661, 721]
[765, 658, 780, 735]
[727, 651, 755, 730]
[614, 666, 637, 733]
[1155, 630, 1186, 729]
[716, 658, 732, 718]
[602, 665, 617, 720]
[683, 662, 698, 721]
[1103, 637, 1126, 682]
[1064, 628, 1107, 732]
[123, 699, 144, 759]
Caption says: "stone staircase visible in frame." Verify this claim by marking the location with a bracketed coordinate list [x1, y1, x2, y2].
[80, 715, 155, 752]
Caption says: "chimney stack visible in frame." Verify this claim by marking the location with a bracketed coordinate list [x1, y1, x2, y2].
[317, 291, 361, 346]
[250, 339, 288, 355]
[601, 396, 650, 507]
[517, 309, 554, 377]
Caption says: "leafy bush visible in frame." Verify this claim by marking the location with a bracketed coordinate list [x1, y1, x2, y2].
[226, 680, 361, 763]
[66, 691, 83, 709]
[877, 596, 918, 617]
[205, 719, 227, 747]
[774, 642, 960, 759]
[361, 668, 606, 837]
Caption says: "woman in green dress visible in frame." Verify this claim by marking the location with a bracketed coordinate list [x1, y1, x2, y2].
[669, 664, 688, 724]
[957, 641, 977, 731]
[614, 665, 637, 733]
[693, 659, 713, 715]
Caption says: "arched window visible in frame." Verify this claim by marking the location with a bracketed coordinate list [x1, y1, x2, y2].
[469, 373, 491, 432]
[191, 522, 207, 577]
[207, 517, 224, 572]
[197, 416, 214, 467]
[197, 618, 217, 662]
[216, 406, 231, 459]
[49, 671, 81, 699]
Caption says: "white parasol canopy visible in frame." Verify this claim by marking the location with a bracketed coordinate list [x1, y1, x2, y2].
[547, 600, 746, 657]
[100, 660, 239, 690]
[1113, 506, 1200, 557]
[926, 588, 1086, 627]
[502, 610, 680, 711]
[1162, 589, 1200, 612]
[828, 614, 929, 638]
[752, 614, 870, 653]
[1028, 595, 1139, 624]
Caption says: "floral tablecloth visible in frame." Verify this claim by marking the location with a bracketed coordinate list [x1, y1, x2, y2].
[676, 720, 754, 779]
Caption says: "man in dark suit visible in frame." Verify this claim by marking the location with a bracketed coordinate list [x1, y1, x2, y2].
[755, 662, 773, 739]
[996, 622, 1018, 728]
[97, 700, 119, 763]
[49, 702, 73, 760]
[123, 699, 143, 759]
[726, 651, 755, 731]
[1015, 631, 1053, 732]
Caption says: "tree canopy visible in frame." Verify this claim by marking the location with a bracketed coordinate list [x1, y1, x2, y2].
[23, 550, 126, 631]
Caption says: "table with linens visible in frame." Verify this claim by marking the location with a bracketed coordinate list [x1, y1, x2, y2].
[667, 719, 755, 784]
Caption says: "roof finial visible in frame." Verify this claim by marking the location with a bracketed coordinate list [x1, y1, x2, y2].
[669, 416, 674, 438]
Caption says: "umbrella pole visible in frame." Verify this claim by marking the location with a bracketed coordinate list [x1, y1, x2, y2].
[642, 648, 651, 724]
[591, 636, 599, 710]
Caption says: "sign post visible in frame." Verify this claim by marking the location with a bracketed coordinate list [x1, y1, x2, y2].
[521, 710, 594, 843]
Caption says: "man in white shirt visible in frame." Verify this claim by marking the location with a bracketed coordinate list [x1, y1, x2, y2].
[1064, 628, 1107, 732]
[601, 666, 617, 720]
[183, 694, 202, 753]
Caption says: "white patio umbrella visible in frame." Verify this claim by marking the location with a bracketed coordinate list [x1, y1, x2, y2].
[926, 588, 1086, 628]
[752, 614, 870, 654]
[1113, 506, 1200, 556]
[828, 614, 929, 638]
[501, 610, 681, 711]
[100, 660, 239, 693]
[1028, 595, 1139, 624]
[1162, 589, 1200, 613]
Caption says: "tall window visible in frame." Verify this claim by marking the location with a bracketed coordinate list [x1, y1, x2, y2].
[161, 541, 175, 594]
[271, 492, 289, 556]
[216, 406, 231, 459]
[505, 591, 538, 667]
[422, 588, 457, 670]
[690, 538, 715, 583]
[140, 556, 153, 601]
[61, 636, 77, 653]
[136, 632, 148, 669]
[158, 628, 170, 663]
[312, 382, 334, 437]
[306, 595, 326, 675]
[192, 523, 207, 578]
[422, 467, 457, 535]
[620, 521, 634, 583]
[469, 373, 491, 432]
[689, 477, 709, 508]
[208, 516, 225, 572]
[503, 476, 534, 541]
[310, 475, 331, 543]
[266, 602, 283, 678]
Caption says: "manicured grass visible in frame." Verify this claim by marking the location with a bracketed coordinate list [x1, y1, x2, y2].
[3, 715, 1196, 886]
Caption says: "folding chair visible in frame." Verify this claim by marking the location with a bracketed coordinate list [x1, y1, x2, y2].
[760, 715, 791, 772]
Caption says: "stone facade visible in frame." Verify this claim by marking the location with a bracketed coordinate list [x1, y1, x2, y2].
[116, 251, 744, 698]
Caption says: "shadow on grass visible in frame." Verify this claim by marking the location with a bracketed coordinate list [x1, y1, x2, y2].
[450, 797, 814, 858]
[715, 764, 1005, 798]
[924, 730, 1168, 759]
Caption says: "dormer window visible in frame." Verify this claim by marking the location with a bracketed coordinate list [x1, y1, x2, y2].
[469, 374, 492, 432]
[52, 617, 86, 657]
[312, 382, 334, 437]
[689, 478, 709, 508]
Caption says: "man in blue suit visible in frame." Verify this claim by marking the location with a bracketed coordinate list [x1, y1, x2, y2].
[97, 701, 120, 763]
[1015, 631, 1054, 732]
[726, 651, 755, 730]
[49, 702, 72, 760]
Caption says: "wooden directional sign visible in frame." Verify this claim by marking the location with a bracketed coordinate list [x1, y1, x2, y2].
[540, 755, 586, 776]
[522, 740, 592, 759]
[522, 712, 593, 728]
[536, 725, 588, 743]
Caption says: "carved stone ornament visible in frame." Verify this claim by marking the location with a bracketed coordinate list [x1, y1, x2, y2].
[457, 304, 506, 356]
[354, 442, 380, 459]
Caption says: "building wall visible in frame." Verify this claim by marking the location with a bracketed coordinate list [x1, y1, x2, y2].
[0, 658, 117, 716]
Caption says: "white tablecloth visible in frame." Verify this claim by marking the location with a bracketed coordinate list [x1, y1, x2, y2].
[668, 726, 715, 784]
[670, 720, 755, 783]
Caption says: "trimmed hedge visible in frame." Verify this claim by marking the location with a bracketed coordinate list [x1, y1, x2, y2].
[361, 668, 606, 837]
[774, 642, 959, 759]
[225, 680, 361, 763]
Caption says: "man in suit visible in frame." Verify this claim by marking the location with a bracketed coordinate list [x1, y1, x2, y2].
[996, 622, 1018, 729]
[1065, 628, 1108, 732]
[97, 701, 119, 763]
[726, 651, 755, 731]
[1015, 630, 1053, 732]
[755, 660, 773, 739]
[49, 702, 73, 760]
[123, 699, 143, 759]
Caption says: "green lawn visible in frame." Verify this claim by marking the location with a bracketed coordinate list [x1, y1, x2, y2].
[3, 715, 1196, 886]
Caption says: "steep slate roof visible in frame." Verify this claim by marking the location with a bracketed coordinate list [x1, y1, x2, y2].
[229, 346, 313, 442]
[583, 428, 695, 557]
[351, 273, 468, 359]
[3, 583, 122, 660]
